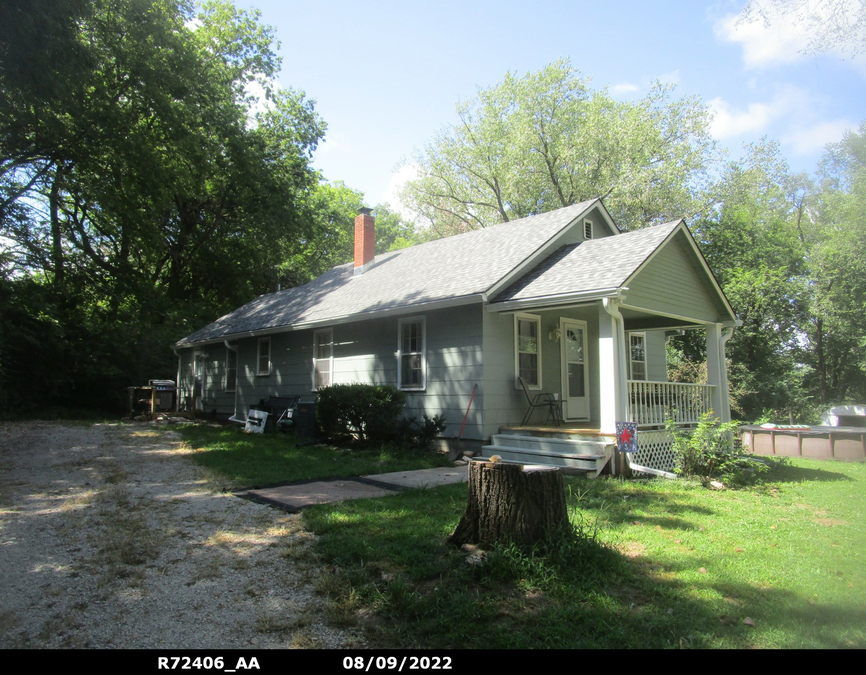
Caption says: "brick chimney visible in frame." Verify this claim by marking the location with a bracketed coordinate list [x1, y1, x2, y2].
[353, 207, 375, 276]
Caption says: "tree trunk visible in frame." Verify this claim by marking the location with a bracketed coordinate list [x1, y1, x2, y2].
[448, 461, 569, 549]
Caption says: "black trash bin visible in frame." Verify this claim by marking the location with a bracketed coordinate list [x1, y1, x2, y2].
[294, 400, 319, 439]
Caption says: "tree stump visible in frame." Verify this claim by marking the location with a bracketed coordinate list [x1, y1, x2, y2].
[448, 461, 569, 549]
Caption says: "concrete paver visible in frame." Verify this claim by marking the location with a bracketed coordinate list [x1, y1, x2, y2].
[237, 464, 469, 512]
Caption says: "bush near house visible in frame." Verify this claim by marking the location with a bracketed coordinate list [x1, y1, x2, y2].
[667, 412, 770, 482]
[315, 384, 448, 449]
[316, 384, 406, 443]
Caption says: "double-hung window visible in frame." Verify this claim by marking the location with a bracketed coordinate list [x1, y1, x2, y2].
[397, 317, 425, 390]
[257, 338, 270, 376]
[225, 347, 237, 392]
[515, 313, 541, 388]
[629, 333, 646, 381]
[313, 329, 333, 390]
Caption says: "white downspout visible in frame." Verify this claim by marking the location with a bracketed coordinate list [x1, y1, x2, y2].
[224, 340, 244, 425]
[172, 349, 181, 412]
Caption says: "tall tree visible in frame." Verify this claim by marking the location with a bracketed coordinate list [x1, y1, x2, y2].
[0, 0, 326, 412]
[401, 59, 719, 235]
[806, 122, 866, 403]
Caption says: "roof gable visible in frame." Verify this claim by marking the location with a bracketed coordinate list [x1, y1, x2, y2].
[489, 221, 680, 309]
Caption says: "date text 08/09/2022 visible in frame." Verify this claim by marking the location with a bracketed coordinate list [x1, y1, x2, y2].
[156, 655, 455, 672]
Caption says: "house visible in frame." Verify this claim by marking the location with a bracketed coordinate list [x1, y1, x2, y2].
[173, 199, 739, 474]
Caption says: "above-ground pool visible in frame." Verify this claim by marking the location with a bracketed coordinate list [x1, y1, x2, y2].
[740, 425, 866, 461]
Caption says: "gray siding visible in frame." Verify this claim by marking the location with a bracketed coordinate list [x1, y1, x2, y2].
[624, 230, 725, 323]
[482, 304, 602, 438]
[178, 304, 486, 439]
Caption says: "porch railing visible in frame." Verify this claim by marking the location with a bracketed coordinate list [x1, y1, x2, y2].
[627, 380, 715, 428]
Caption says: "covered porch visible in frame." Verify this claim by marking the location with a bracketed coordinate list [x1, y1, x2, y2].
[481, 297, 737, 475]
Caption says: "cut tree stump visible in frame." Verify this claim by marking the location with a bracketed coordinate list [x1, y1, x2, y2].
[448, 460, 569, 549]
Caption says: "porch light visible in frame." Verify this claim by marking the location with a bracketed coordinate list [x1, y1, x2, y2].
[548, 327, 561, 342]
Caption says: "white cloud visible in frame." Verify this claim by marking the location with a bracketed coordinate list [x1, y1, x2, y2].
[709, 97, 783, 138]
[715, 0, 866, 73]
[611, 82, 639, 95]
[709, 84, 855, 156]
[715, 5, 807, 68]
[783, 119, 854, 154]
[657, 69, 681, 85]
[381, 164, 419, 221]
[709, 85, 809, 139]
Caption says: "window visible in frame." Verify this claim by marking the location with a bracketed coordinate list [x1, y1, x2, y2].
[257, 338, 270, 376]
[515, 314, 541, 388]
[313, 329, 333, 390]
[584, 219, 593, 240]
[397, 317, 426, 390]
[225, 347, 237, 392]
[629, 333, 646, 381]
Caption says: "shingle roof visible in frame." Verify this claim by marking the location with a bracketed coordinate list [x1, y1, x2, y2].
[491, 220, 681, 305]
[176, 200, 599, 346]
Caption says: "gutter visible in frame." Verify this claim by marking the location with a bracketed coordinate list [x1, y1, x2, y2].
[486, 287, 622, 313]
[174, 294, 486, 350]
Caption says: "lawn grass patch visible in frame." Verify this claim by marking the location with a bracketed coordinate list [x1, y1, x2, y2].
[178, 424, 453, 488]
[302, 457, 866, 649]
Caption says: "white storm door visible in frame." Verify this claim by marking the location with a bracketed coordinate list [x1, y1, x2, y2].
[561, 319, 589, 420]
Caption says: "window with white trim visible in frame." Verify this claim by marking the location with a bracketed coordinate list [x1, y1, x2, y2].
[629, 333, 646, 381]
[225, 347, 237, 392]
[257, 338, 270, 376]
[515, 313, 541, 388]
[313, 329, 333, 390]
[397, 317, 426, 390]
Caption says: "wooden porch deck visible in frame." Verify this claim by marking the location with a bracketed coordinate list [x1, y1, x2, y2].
[499, 424, 616, 439]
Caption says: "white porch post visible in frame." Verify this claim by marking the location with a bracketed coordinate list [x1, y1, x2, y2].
[705, 323, 724, 421]
[718, 326, 735, 423]
[599, 299, 626, 434]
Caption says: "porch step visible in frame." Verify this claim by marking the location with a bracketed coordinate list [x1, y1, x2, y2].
[491, 434, 608, 454]
[500, 427, 612, 443]
[480, 434, 614, 478]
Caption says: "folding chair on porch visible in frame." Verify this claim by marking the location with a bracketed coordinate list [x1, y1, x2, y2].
[517, 376, 563, 427]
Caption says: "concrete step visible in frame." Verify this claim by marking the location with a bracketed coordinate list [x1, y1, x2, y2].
[490, 434, 610, 456]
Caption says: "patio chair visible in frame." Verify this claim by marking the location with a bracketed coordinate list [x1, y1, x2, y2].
[517, 376, 563, 427]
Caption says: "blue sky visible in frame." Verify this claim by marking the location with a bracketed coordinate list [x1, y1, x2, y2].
[236, 0, 865, 214]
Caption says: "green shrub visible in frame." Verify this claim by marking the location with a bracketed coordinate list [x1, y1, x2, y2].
[393, 413, 448, 450]
[316, 383, 406, 443]
[667, 412, 766, 482]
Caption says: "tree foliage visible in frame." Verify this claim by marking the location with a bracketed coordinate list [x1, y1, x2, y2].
[402, 58, 718, 236]
[0, 0, 326, 413]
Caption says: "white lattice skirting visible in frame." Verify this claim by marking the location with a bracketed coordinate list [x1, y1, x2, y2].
[631, 430, 678, 475]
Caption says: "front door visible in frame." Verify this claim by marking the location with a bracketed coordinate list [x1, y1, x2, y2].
[561, 318, 589, 420]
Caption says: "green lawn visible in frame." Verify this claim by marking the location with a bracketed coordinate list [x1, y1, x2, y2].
[302, 457, 866, 649]
[178, 423, 453, 487]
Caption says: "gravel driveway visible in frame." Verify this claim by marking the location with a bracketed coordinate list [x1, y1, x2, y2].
[0, 421, 360, 649]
